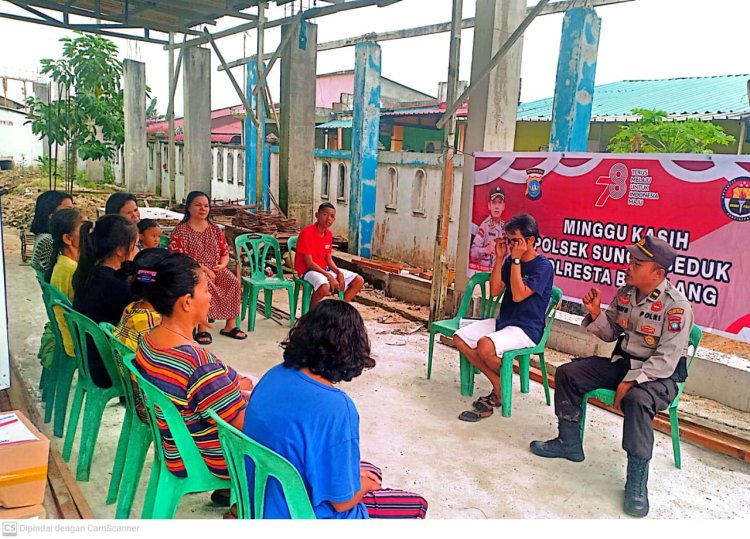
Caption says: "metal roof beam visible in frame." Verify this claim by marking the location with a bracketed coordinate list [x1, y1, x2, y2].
[22, 0, 205, 35]
[165, 0, 402, 51]
[0, 10, 169, 44]
[315, 0, 634, 51]
[220, 0, 633, 69]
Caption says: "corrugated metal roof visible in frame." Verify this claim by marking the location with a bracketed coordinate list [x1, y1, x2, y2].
[317, 120, 353, 129]
[517, 74, 750, 121]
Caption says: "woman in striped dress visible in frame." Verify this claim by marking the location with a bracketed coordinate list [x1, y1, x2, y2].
[132, 252, 252, 503]
[169, 191, 245, 345]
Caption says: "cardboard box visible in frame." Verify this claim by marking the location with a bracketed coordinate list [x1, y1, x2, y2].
[0, 504, 46, 519]
[0, 411, 50, 509]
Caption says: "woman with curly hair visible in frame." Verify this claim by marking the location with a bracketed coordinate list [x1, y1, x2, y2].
[243, 301, 428, 519]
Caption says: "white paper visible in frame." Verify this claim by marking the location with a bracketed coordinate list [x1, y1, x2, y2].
[0, 413, 39, 445]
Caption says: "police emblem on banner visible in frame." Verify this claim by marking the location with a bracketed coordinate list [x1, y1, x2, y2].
[721, 177, 750, 222]
[525, 168, 544, 201]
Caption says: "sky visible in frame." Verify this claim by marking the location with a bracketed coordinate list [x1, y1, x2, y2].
[0, 0, 748, 117]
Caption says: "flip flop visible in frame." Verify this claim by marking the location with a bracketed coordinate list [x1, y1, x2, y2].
[472, 392, 501, 411]
[194, 331, 212, 345]
[458, 401, 494, 422]
[220, 327, 248, 340]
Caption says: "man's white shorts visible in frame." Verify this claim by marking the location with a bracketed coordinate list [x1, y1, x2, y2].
[303, 268, 359, 292]
[454, 319, 535, 357]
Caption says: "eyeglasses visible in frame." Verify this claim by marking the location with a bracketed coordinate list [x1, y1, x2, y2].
[506, 237, 528, 246]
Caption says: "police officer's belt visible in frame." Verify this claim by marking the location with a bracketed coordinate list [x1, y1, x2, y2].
[611, 337, 688, 383]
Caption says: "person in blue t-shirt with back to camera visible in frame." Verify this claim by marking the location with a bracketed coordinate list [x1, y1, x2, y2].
[454, 213, 554, 422]
[243, 300, 428, 519]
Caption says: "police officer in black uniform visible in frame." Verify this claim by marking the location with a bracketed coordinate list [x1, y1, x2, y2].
[530, 236, 694, 517]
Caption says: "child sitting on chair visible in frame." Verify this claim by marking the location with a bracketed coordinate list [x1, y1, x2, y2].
[295, 203, 364, 309]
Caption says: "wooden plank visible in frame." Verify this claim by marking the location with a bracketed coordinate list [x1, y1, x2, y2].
[354, 258, 404, 274]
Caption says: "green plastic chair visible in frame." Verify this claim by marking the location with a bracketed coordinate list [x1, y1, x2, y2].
[57, 303, 126, 482]
[37, 280, 77, 437]
[99, 323, 155, 519]
[121, 355, 231, 519]
[287, 235, 343, 317]
[235, 233, 296, 332]
[580, 325, 703, 469]
[34, 274, 58, 419]
[427, 272, 503, 380]
[460, 286, 563, 418]
[158, 235, 170, 249]
[209, 410, 316, 519]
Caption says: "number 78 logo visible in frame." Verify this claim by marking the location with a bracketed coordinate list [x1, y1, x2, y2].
[595, 163, 629, 207]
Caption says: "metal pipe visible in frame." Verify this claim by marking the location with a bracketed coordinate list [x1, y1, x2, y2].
[203, 27, 259, 127]
[429, 0, 463, 325]
[738, 120, 747, 155]
[256, 2, 266, 210]
[252, 14, 301, 95]
[437, 0, 551, 130]
[168, 32, 176, 204]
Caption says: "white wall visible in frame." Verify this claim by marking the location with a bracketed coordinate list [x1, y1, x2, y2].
[305, 151, 464, 269]
[0, 108, 44, 167]
[114, 142, 246, 203]
[114, 145, 466, 271]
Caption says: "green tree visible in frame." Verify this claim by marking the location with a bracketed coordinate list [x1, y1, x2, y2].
[24, 33, 124, 191]
[147, 97, 164, 120]
[607, 108, 735, 154]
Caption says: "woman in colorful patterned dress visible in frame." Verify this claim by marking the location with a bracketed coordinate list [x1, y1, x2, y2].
[133, 252, 252, 506]
[169, 191, 245, 344]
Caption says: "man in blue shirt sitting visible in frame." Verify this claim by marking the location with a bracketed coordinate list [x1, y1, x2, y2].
[454, 213, 554, 422]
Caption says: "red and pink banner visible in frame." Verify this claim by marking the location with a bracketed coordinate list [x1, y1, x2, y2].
[470, 152, 750, 343]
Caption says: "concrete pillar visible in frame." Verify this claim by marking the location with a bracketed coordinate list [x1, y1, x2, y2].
[455, 0, 525, 293]
[279, 21, 317, 226]
[123, 59, 147, 193]
[549, 6, 601, 152]
[348, 42, 382, 258]
[33, 83, 50, 157]
[183, 47, 212, 197]
[86, 125, 105, 183]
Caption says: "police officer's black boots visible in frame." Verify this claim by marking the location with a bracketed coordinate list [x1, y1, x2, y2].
[624, 455, 650, 517]
[529, 419, 585, 462]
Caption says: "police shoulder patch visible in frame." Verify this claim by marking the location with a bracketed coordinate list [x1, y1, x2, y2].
[668, 316, 682, 332]
[667, 308, 684, 316]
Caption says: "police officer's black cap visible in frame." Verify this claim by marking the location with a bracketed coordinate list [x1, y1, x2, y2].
[626, 236, 677, 270]
[489, 186, 505, 201]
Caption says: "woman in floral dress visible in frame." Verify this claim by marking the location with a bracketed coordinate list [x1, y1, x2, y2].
[169, 191, 246, 344]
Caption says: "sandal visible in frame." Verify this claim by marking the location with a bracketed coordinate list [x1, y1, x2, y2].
[220, 327, 248, 340]
[194, 331, 213, 345]
[458, 401, 495, 422]
[211, 489, 231, 507]
[472, 392, 501, 411]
